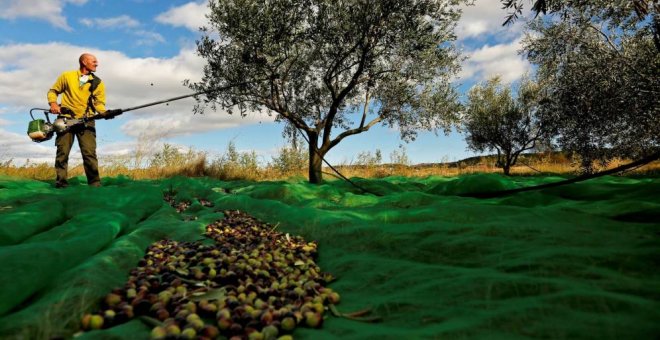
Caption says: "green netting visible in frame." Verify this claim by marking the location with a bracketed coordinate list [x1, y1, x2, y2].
[0, 199, 66, 246]
[0, 174, 658, 339]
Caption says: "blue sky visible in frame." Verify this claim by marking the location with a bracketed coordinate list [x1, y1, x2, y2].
[0, 0, 531, 167]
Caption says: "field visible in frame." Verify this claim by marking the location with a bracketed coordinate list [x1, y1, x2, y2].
[0, 173, 659, 339]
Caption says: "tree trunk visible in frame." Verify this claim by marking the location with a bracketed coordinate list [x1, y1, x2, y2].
[503, 163, 511, 176]
[503, 151, 512, 176]
[309, 150, 323, 184]
[307, 132, 323, 184]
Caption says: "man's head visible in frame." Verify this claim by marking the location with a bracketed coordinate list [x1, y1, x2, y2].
[79, 53, 98, 74]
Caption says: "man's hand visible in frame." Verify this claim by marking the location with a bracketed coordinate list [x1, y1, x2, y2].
[49, 102, 61, 114]
[103, 109, 123, 120]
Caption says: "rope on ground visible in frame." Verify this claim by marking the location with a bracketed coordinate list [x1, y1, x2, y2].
[517, 160, 546, 174]
[321, 170, 343, 180]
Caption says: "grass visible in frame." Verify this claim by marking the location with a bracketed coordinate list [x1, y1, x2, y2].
[2, 146, 659, 182]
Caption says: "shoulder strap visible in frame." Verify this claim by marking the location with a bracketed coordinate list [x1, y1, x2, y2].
[85, 73, 102, 116]
[88, 73, 102, 93]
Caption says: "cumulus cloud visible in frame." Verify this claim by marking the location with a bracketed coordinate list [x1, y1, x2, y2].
[0, 42, 274, 163]
[454, 1, 533, 84]
[0, 0, 87, 31]
[78, 15, 164, 46]
[133, 30, 166, 46]
[120, 110, 267, 139]
[456, 1, 528, 42]
[95, 139, 148, 167]
[0, 42, 203, 111]
[0, 128, 54, 164]
[79, 15, 140, 29]
[459, 39, 531, 83]
[155, 1, 209, 32]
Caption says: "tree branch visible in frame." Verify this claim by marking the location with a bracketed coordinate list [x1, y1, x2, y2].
[586, 23, 652, 82]
[360, 89, 371, 129]
[328, 116, 382, 150]
[323, 40, 363, 101]
[273, 108, 312, 134]
[322, 41, 371, 146]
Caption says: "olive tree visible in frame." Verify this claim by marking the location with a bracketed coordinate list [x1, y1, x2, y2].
[521, 2, 660, 172]
[189, 0, 465, 183]
[463, 76, 547, 175]
[501, 0, 659, 50]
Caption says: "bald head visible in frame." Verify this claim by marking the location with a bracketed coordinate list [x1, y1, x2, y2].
[79, 53, 98, 74]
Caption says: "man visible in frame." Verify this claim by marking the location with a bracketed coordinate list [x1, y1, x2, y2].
[47, 53, 121, 188]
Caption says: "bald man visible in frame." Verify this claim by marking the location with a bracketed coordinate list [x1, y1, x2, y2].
[47, 53, 114, 188]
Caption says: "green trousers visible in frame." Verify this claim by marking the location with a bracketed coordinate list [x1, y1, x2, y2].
[54, 121, 100, 186]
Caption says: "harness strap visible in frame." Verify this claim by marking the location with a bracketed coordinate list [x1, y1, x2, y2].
[85, 73, 102, 119]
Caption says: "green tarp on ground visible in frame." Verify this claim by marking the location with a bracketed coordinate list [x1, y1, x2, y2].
[0, 174, 658, 339]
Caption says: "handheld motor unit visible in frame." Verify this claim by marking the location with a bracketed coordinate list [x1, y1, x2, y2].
[27, 108, 116, 143]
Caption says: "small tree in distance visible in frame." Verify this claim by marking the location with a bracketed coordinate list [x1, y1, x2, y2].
[462, 76, 547, 175]
[190, 0, 466, 184]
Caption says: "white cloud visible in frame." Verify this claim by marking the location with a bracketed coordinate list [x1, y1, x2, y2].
[155, 1, 209, 32]
[133, 30, 166, 46]
[0, 128, 54, 164]
[0, 0, 87, 31]
[0, 42, 275, 164]
[120, 110, 268, 139]
[96, 139, 145, 167]
[454, 1, 533, 84]
[0, 42, 204, 111]
[459, 39, 531, 83]
[78, 15, 164, 46]
[456, 0, 528, 41]
[79, 15, 140, 29]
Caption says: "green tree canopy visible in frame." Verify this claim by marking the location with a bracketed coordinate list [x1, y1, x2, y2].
[190, 0, 465, 183]
[463, 76, 547, 175]
[522, 2, 660, 171]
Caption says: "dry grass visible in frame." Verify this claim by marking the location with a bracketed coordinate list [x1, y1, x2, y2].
[329, 161, 660, 179]
[328, 153, 660, 179]
[1, 151, 658, 183]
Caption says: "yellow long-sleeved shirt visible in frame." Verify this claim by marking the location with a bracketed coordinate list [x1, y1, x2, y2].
[47, 70, 107, 118]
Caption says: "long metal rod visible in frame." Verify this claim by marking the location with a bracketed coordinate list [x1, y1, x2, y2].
[121, 91, 205, 113]
[120, 81, 258, 113]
